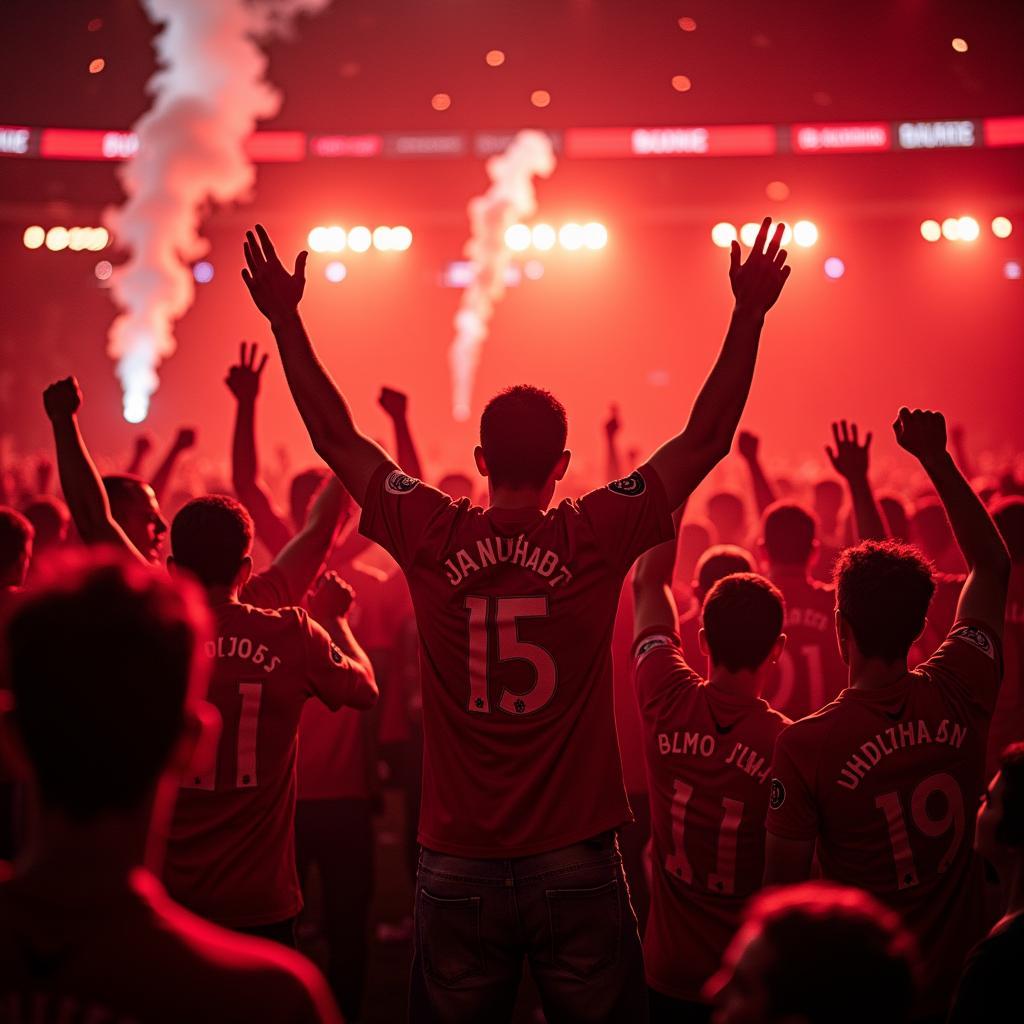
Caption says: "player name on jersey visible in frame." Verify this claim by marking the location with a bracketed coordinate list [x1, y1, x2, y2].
[443, 534, 574, 588]
[837, 718, 967, 790]
[657, 731, 772, 784]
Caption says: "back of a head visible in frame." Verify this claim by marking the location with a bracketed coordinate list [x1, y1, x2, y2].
[5, 550, 210, 821]
[21, 495, 70, 548]
[814, 479, 844, 521]
[479, 385, 567, 490]
[835, 540, 935, 662]
[288, 467, 328, 527]
[749, 882, 920, 1024]
[993, 496, 1024, 563]
[706, 491, 747, 540]
[702, 572, 784, 673]
[911, 498, 954, 558]
[171, 495, 253, 588]
[878, 492, 912, 543]
[438, 472, 474, 502]
[679, 520, 714, 583]
[695, 544, 756, 599]
[0, 506, 34, 585]
[763, 501, 818, 567]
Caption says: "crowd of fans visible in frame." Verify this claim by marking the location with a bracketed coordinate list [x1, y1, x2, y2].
[0, 218, 1021, 1023]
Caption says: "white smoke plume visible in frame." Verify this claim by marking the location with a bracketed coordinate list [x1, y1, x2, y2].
[449, 130, 556, 422]
[105, 0, 330, 423]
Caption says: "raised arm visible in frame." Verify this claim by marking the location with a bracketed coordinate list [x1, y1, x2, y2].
[270, 474, 353, 604]
[125, 433, 153, 477]
[648, 218, 791, 510]
[241, 224, 391, 505]
[632, 506, 685, 639]
[378, 387, 423, 479]
[307, 571, 376, 685]
[736, 430, 777, 514]
[227, 341, 293, 555]
[826, 420, 886, 541]
[894, 408, 1010, 633]
[42, 377, 146, 563]
[150, 427, 196, 503]
[604, 404, 623, 481]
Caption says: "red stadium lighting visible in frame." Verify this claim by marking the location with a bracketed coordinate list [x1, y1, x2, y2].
[22, 225, 45, 249]
[957, 216, 980, 241]
[582, 222, 608, 250]
[504, 224, 531, 251]
[992, 216, 1013, 238]
[710, 222, 737, 248]
[739, 222, 760, 247]
[941, 218, 961, 241]
[558, 223, 584, 250]
[390, 226, 413, 251]
[347, 226, 371, 253]
[920, 220, 942, 242]
[792, 220, 818, 247]
[531, 223, 556, 251]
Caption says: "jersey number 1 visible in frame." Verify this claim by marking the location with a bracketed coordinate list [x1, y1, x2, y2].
[183, 681, 263, 791]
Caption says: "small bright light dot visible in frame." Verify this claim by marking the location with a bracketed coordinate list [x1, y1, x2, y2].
[325, 260, 347, 283]
[372, 226, 393, 251]
[23, 225, 45, 249]
[88, 226, 109, 250]
[505, 223, 531, 251]
[530, 89, 551, 108]
[45, 226, 69, 251]
[322, 226, 346, 252]
[957, 216, 980, 242]
[920, 219, 942, 242]
[793, 220, 818, 247]
[193, 261, 214, 284]
[308, 227, 327, 253]
[87, 18, 103, 31]
[583, 222, 608, 250]
[89, 58, 105, 74]
[711, 222, 737, 248]
[431, 93, 451, 111]
[347, 226, 371, 253]
[941, 217, 961, 241]
[531, 223, 556, 251]
[992, 216, 1013, 239]
[523, 259, 544, 280]
[559, 223, 584, 251]
[94, 260, 113, 281]
[739, 222, 760, 247]
[678, 17, 697, 31]
[1004, 261, 1022, 281]
[68, 227, 89, 252]
[390, 225, 413, 251]
[765, 180, 790, 201]
[485, 49, 505, 67]
[671, 75, 692, 92]
[951, 37, 968, 53]
[823, 257, 845, 279]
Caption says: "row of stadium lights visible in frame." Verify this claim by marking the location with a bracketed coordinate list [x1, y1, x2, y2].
[307, 225, 413, 253]
[503, 222, 608, 252]
[23, 225, 109, 251]
[920, 216, 1013, 242]
[711, 221, 820, 249]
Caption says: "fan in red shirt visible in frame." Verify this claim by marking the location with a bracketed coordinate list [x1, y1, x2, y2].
[0, 550, 342, 1023]
[765, 407, 1012, 1021]
[631, 511, 789, 1023]
[240, 217, 791, 1020]
[162, 496, 376, 943]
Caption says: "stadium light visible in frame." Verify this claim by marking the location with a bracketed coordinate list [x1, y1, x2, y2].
[347, 226, 371, 253]
[558, 223, 584, 250]
[711, 222, 737, 248]
[582, 222, 608, 250]
[531, 223, 556, 250]
[793, 220, 818, 247]
[505, 223, 531, 251]
[920, 219, 942, 242]
[941, 217, 961, 241]
[991, 216, 1013, 239]
[956, 216, 980, 242]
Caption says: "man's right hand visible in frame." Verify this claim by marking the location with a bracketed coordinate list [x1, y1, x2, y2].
[378, 387, 408, 421]
[241, 224, 307, 325]
[604, 404, 621, 441]
[309, 571, 356, 622]
[226, 341, 268, 403]
[43, 377, 82, 421]
[893, 407, 948, 466]
[729, 217, 791, 317]
[826, 420, 872, 481]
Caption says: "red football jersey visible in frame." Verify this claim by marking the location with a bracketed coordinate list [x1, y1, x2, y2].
[761, 569, 846, 720]
[0, 865, 341, 1023]
[359, 462, 674, 857]
[634, 631, 789, 1001]
[166, 599, 373, 927]
[767, 620, 1002, 1015]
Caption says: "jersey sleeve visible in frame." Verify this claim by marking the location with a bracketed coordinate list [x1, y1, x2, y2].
[577, 464, 675, 576]
[631, 629, 703, 717]
[765, 722, 819, 841]
[240, 565, 292, 609]
[358, 461, 455, 569]
[918, 619, 1004, 718]
[298, 609, 374, 711]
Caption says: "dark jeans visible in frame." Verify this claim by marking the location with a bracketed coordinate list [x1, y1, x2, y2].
[410, 831, 647, 1024]
[236, 915, 298, 949]
[296, 797, 375, 1021]
[649, 986, 712, 1024]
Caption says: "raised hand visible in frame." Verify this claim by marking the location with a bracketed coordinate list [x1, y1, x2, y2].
[737, 429, 760, 462]
[893, 407, 948, 464]
[378, 387, 408, 421]
[43, 377, 82, 421]
[226, 341, 269, 403]
[309, 570, 356, 622]
[826, 420, 872, 480]
[729, 217, 791, 317]
[241, 224, 307, 325]
[173, 427, 197, 452]
[133, 434, 154, 458]
[604, 404, 621, 441]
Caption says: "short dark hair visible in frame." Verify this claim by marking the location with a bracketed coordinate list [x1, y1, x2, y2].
[993, 497, 1024, 563]
[835, 540, 935, 662]
[6, 550, 209, 821]
[763, 501, 818, 566]
[706, 491, 746, 533]
[171, 495, 253, 587]
[0, 506, 33, 583]
[289, 468, 328, 526]
[102, 473, 148, 510]
[479, 386, 567, 489]
[997, 742, 1024, 848]
[21, 496, 70, 548]
[701, 572, 784, 672]
[694, 544, 756, 599]
[747, 882, 920, 1024]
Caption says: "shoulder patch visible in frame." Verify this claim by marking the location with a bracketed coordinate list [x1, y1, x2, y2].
[385, 470, 420, 495]
[329, 643, 346, 666]
[635, 633, 676, 665]
[949, 624, 996, 660]
[607, 470, 646, 497]
[769, 778, 786, 811]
